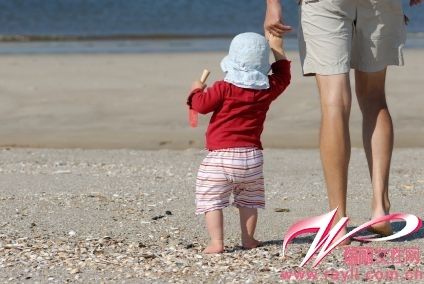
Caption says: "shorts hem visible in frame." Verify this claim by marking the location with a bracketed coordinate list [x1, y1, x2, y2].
[195, 204, 229, 215]
[352, 59, 404, 73]
[302, 63, 350, 76]
[232, 203, 265, 210]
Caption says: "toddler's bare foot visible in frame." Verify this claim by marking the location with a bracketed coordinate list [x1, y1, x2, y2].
[242, 238, 261, 250]
[203, 240, 224, 254]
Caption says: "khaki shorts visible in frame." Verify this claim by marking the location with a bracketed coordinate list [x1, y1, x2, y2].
[298, 0, 407, 76]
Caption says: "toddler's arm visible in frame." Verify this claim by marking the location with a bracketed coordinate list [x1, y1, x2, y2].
[187, 81, 226, 114]
[266, 32, 291, 100]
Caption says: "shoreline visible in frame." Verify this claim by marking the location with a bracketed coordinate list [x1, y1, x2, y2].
[0, 32, 423, 42]
[0, 34, 424, 55]
[0, 34, 239, 43]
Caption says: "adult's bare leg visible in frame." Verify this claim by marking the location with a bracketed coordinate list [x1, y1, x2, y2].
[355, 69, 393, 236]
[316, 73, 352, 244]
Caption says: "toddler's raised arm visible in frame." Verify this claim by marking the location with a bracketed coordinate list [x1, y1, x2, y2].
[266, 32, 291, 100]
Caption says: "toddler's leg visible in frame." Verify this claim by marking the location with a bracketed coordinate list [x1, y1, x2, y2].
[204, 209, 224, 254]
[239, 207, 260, 249]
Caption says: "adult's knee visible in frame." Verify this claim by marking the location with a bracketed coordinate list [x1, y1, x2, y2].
[321, 106, 350, 125]
[320, 91, 351, 119]
[356, 88, 388, 112]
[318, 74, 352, 105]
[355, 69, 388, 109]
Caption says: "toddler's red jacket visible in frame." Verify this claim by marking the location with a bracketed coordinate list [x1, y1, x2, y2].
[187, 59, 291, 150]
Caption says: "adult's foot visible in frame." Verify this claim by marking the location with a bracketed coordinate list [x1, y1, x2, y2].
[332, 227, 351, 247]
[368, 223, 393, 236]
[368, 203, 393, 237]
[368, 209, 393, 236]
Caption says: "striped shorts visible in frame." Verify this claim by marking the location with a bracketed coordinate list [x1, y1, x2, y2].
[195, 147, 265, 215]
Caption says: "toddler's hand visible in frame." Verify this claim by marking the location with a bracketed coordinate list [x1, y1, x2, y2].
[266, 31, 283, 50]
[265, 30, 286, 61]
[191, 80, 206, 92]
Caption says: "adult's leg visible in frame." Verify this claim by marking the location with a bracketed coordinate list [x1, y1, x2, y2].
[316, 73, 352, 240]
[355, 69, 393, 235]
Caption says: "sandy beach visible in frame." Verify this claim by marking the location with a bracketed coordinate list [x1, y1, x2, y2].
[0, 50, 423, 149]
[0, 148, 423, 282]
[0, 48, 423, 283]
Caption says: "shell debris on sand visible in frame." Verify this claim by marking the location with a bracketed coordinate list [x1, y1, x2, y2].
[0, 148, 422, 282]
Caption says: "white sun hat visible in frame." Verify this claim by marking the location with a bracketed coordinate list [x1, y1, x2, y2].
[221, 32, 271, 90]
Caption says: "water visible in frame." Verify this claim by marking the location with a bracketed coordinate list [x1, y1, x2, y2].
[0, 0, 423, 54]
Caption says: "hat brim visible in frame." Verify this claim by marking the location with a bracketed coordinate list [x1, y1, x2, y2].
[221, 56, 270, 90]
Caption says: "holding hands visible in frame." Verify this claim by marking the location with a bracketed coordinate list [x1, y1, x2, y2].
[265, 30, 287, 61]
[266, 31, 283, 49]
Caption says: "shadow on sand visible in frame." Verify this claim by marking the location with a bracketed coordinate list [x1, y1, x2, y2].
[255, 221, 424, 250]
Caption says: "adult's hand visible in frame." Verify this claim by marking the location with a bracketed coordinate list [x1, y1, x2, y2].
[410, 0, 422, 6]
[264, 0, 292, 37]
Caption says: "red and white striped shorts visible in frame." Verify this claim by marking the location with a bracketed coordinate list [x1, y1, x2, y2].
[195, 147, 265, 214]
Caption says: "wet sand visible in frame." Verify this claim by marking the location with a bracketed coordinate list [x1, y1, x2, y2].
[0, 50, 423, 149]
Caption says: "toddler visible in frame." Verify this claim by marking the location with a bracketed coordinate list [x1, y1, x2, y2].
[187, 32, 291, 253]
